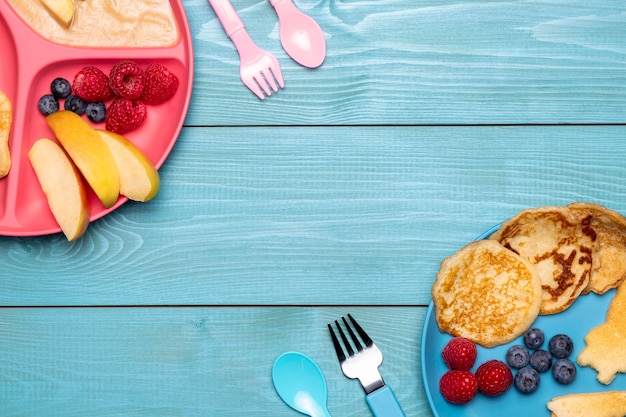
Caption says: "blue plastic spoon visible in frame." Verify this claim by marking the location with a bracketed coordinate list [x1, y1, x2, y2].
[272, 352, 332, 417]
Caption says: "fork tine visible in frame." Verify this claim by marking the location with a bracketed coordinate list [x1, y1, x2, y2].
[335, 319, 355, 356]
[329, 315, 377, 363]
[242, 78, 266, 100]
[348, 314, 374, 347]
[253, 74, 272, 97]
[342, 316, 364, 352]
[327, 323, 346, 362]
[261, 68, 279, 93]
[327, 315, 406, 416]
[270, 64, 285, 88]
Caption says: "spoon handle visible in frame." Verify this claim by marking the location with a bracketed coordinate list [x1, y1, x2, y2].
[269, 0, 298, 16]
[207, 0, 244, 37]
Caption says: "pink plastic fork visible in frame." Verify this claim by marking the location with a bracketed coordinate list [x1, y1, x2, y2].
[208, 0, 285, 100]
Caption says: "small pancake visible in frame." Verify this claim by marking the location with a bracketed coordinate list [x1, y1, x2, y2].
[567, 202, 626, 294]
[577, 284, 626, 385]
[491, 206, 593, 315]
[547, 391, 626, 417]
[432, 239, 542, 348]
[0, 90, 11, 178]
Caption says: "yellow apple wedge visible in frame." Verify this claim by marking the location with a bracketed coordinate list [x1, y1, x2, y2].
[0, 90, 12, 179]
[46, 111, 120, 208]
[40, 0, 75, 28]
[96, 130, 160, 202]
[28, 138, 89, 241]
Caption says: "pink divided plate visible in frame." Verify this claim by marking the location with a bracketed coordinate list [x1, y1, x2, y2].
[0, 0, 193, 237]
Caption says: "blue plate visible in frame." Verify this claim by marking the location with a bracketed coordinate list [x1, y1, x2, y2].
[421, 225, 626, 416]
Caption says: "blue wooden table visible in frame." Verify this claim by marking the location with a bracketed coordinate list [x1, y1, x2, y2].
[2, 0, 626, 415]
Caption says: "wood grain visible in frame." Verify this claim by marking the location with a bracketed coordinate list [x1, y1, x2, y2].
[185, 0, 626, 125]
[2, 1, 626, 415]
[2, 125, 626, 306]
[0, 307, 429, 417]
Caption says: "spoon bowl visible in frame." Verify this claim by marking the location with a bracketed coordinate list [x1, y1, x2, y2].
[270, 0, 326, 68]
[272, 352, 332, 417]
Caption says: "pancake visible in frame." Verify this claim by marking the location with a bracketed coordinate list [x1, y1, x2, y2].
[432, 239, 542, 348]
[577, 283, 626, 385]
[0, 90, 11, 178]
[547, 391, 626, 417]
[567, 202, 626, 294]
[491, 206, 593, 315]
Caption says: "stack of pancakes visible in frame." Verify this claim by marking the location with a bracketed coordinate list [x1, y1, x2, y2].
[432, 203, 626, 348]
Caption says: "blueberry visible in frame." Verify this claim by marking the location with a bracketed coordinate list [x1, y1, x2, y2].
[552, 358, 577, 384]
[523, 328, 545, 349]
[50, 77, 71, 99]
[514, 367, 540, 394]
[549, 334, 573, 359]
[506, 345, 530, 369]
[38, 94, 59, 116]
[530, 349, 552, 372]
[64, 95, 86, 115]
[86, 102, 106, 123]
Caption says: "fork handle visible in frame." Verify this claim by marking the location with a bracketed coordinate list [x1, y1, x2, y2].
[366, 386, 406, 417]
[207, 0, 245, 37]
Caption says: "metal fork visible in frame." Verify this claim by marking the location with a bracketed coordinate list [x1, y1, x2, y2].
[208, 0, 285, 99]
[328, 314, 406, 417]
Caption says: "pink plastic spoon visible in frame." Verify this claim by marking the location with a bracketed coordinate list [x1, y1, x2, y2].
[269, 0, 326, 68]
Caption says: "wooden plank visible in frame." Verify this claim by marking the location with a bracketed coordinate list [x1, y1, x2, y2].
[0, 307, 431, 417]
[1, 125, 626, 306]
[183, 0, 626, 125]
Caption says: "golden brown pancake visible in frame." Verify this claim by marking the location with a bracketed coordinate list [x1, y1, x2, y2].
[432, 239, 542, 348]
[567, 202, 626, 294]
[577, 283, 626, 384]
[491, 206, 593, 315]
[547, 391, 626, 417]
[0, 90, 11, 178]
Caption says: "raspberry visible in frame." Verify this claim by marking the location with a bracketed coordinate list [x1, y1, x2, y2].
[141, 63, 179, 105]
[72, 66, 113, 102]
[105, 98, 147, 134]
[439, 370, 478, 404]
[109, 61, 145, 99]
[441, 337, 477, 371]
[475, 360, 513, 397]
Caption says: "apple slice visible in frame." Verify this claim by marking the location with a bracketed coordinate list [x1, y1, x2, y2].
[97, 130, 160, 202]
[40, 0, 75, 28]
[0, 90, 12, 179]
[28, 138, 89, 241]
[46, 110, 120, 208]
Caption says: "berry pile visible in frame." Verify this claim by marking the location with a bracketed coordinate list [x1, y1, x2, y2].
[506, 328, 577, 394]
[439, 330, 578, 404]
[37, 61, 179, 134]
[439, 337, 513, 404]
